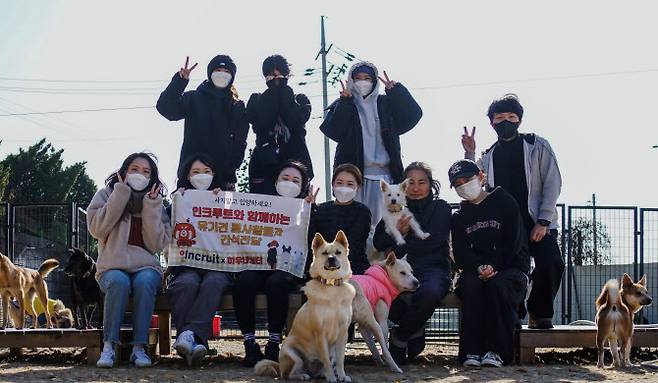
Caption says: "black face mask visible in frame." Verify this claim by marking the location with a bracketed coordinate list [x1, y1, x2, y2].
[493, 120, 520, 139]
[406, 193, 433, 213]
[266, 77, 288, 88]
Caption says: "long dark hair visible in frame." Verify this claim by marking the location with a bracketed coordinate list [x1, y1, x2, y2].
[276, 160, 309, 198]
[176, 153, 222, 191]
[104, 152, 166, 196]
[404, 161, 441, 199]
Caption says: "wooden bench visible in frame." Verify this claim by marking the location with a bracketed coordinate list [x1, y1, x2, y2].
[0, 328, 158, 365]
[517, 325, 658, 364]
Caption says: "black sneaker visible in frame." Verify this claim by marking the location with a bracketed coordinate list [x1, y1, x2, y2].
[264, 341, 280, 362]
[243, 340, 264, 367]
[407, 329, 426, 360]
[388, 329, 408, 366]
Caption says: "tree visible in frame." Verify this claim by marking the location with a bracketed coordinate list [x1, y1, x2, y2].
[569, 217, 612, 266]
[1, 139, 97, 204]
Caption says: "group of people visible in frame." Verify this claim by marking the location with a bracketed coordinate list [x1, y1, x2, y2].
[86, 53, 563, 370]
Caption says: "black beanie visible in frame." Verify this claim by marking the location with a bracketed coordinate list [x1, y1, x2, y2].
[207, 55, 237, 81]
[487, 93, 524, 122]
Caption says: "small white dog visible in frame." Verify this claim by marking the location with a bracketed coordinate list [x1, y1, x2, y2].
[380, 179, 430, 245]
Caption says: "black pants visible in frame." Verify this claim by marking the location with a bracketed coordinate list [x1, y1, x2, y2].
[457, 269, 527, 364]
[233, 270, 301, 335]
[526, 229, 565, 319]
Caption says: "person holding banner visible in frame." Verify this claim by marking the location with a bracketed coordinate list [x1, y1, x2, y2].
[320, 61, 423, 228]
[247, 55, 314, 195]
[156, 55, 249, 190]
[373, 161, 452, 365]
[233, 160, 317, 367]
[87, 153, 170, 368]
[166, 153, 234, 367]
[308, 163, 371, 275]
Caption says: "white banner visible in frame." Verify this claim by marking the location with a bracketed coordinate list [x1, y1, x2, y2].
[167, 190, 311, 278]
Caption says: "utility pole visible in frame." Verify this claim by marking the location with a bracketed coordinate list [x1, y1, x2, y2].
[319, 16, 331, 201]
[592, 193, 598, 264]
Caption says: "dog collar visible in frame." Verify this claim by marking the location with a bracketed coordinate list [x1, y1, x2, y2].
[315, 276, 344, 286]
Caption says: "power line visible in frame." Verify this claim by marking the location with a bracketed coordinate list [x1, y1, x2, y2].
[0, 106, 154, 117]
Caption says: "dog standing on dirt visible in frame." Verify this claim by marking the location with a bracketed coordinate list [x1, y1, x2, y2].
[380, 179, 430, 245]
[9, 296, 75, 328]
[595, 273, 652, 368]
[0, 252, 59, 329]
[63, 248, 103, 329]
[349, 252, 419, 373]
[255, 231, 355, 382]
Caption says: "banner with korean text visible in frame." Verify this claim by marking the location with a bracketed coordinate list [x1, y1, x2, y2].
[167, 190, 311, 278]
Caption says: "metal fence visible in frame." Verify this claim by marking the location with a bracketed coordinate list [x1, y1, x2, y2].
[1, 202, 656, 335]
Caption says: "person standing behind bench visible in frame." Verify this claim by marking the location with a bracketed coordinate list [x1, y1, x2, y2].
[320, 61, 422, 228]
[87, 153, 170, 368]
[247, 55, 313, 195]
[462, 93, 564, 329]
[166, 153, 234, 367]
[449, 159, 530, 367]
[157, 54, 248, 190]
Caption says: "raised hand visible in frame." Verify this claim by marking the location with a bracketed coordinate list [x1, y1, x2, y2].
[461, 126, 477, 154]
[339, 80, 352, 98]
[179, 56, 198, 80]
[116, 172, 127, 184]
[304, 185, 320, 204]
[377, 70, 397, 90]
[148, 183, 161, 200]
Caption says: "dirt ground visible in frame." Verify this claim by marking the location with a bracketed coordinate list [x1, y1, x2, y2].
[1, 341, 658, 383]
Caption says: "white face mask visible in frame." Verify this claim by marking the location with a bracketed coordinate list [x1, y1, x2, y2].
[211, 71, 232, 88]
[190, 173, 213, 190]
[333, 186, 357, 203]
[455, 177, 482, 201]
[126, 173, 150, 191]
[276, 181, 301, 198]
[353, 80, 373, 96]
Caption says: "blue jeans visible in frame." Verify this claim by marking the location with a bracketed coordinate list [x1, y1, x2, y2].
[99, 268, 161, 345]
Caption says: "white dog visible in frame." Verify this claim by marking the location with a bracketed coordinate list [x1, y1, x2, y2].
[380, 179, 430, 245]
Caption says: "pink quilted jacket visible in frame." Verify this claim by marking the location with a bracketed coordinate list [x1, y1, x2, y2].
[351, 265, 399, 311]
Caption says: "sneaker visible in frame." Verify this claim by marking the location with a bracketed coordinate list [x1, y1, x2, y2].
[243, 340, 264, 367]
[189, 343, 207, 367]
[407, 329, 426, 360]
[388, 329, 407, 366]
[481, 351, 503, 368]
[264, 341, 280, 362]
[130, 349, 152, 368]
[463, 354, 482, 368]
[96, 350, 115, 368]
[173, 330, 195, 359]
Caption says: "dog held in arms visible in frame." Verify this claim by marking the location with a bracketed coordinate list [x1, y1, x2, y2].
[0, 252, 60, 329]
[63, 248, 104, 328]
[595, 273, 652, 368]
[255, 231, 355, 382]
[380, 179, 430, 246]
[349, 251, 419, 373]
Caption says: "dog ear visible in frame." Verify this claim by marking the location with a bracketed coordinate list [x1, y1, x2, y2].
[401, 254, 408, 262]
[385, 251, 397, 267]
[380, 179, 389, 192]
[400, 178, 410, 192]
[622, 273, 633, 288]
[639, 274, 647, 287]
[312, 233, 327, 254]
[335, 230, 349, 250]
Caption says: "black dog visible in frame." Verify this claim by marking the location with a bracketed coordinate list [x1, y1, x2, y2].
[63, 248, 103, 329]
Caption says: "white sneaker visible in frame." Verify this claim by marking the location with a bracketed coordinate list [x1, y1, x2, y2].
[130, 349, 152, 367]
[463, 354, 482, 368]
[188, 343, 207, 367]
[96, 350, 115, 368]
[173, 330, 195, 359]
[481, 351, 503, 367]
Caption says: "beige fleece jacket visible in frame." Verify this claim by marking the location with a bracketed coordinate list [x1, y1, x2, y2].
[87, 183, 171, 279]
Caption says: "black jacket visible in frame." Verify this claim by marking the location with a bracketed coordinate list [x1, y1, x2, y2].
[451, 188, 530, 274]
[156, 73, 248, 187]
[373, 198, 452, 271]
[247, 84, 313, 195]
[320, 83, 422, 183]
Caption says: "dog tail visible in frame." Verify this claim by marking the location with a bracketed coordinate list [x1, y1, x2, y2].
[254, 359, 280, 377]
[38, 259, 60, 278]
[597, 279, 620, 310]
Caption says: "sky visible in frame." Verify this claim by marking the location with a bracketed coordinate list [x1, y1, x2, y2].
[1, 0, 657, 207]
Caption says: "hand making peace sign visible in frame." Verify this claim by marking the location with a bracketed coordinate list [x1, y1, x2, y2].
[339, 80, 352, 98]
[378, 70, 397, 90]
[179, 56, 198, 80]
[461, 126, 477, 154]
[147, 183, 162, 200]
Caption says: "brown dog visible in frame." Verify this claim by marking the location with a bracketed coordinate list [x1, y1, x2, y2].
[0, 252, 60, 329]
[595, 273, 652, 368]
[255, 231, 355, 382]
